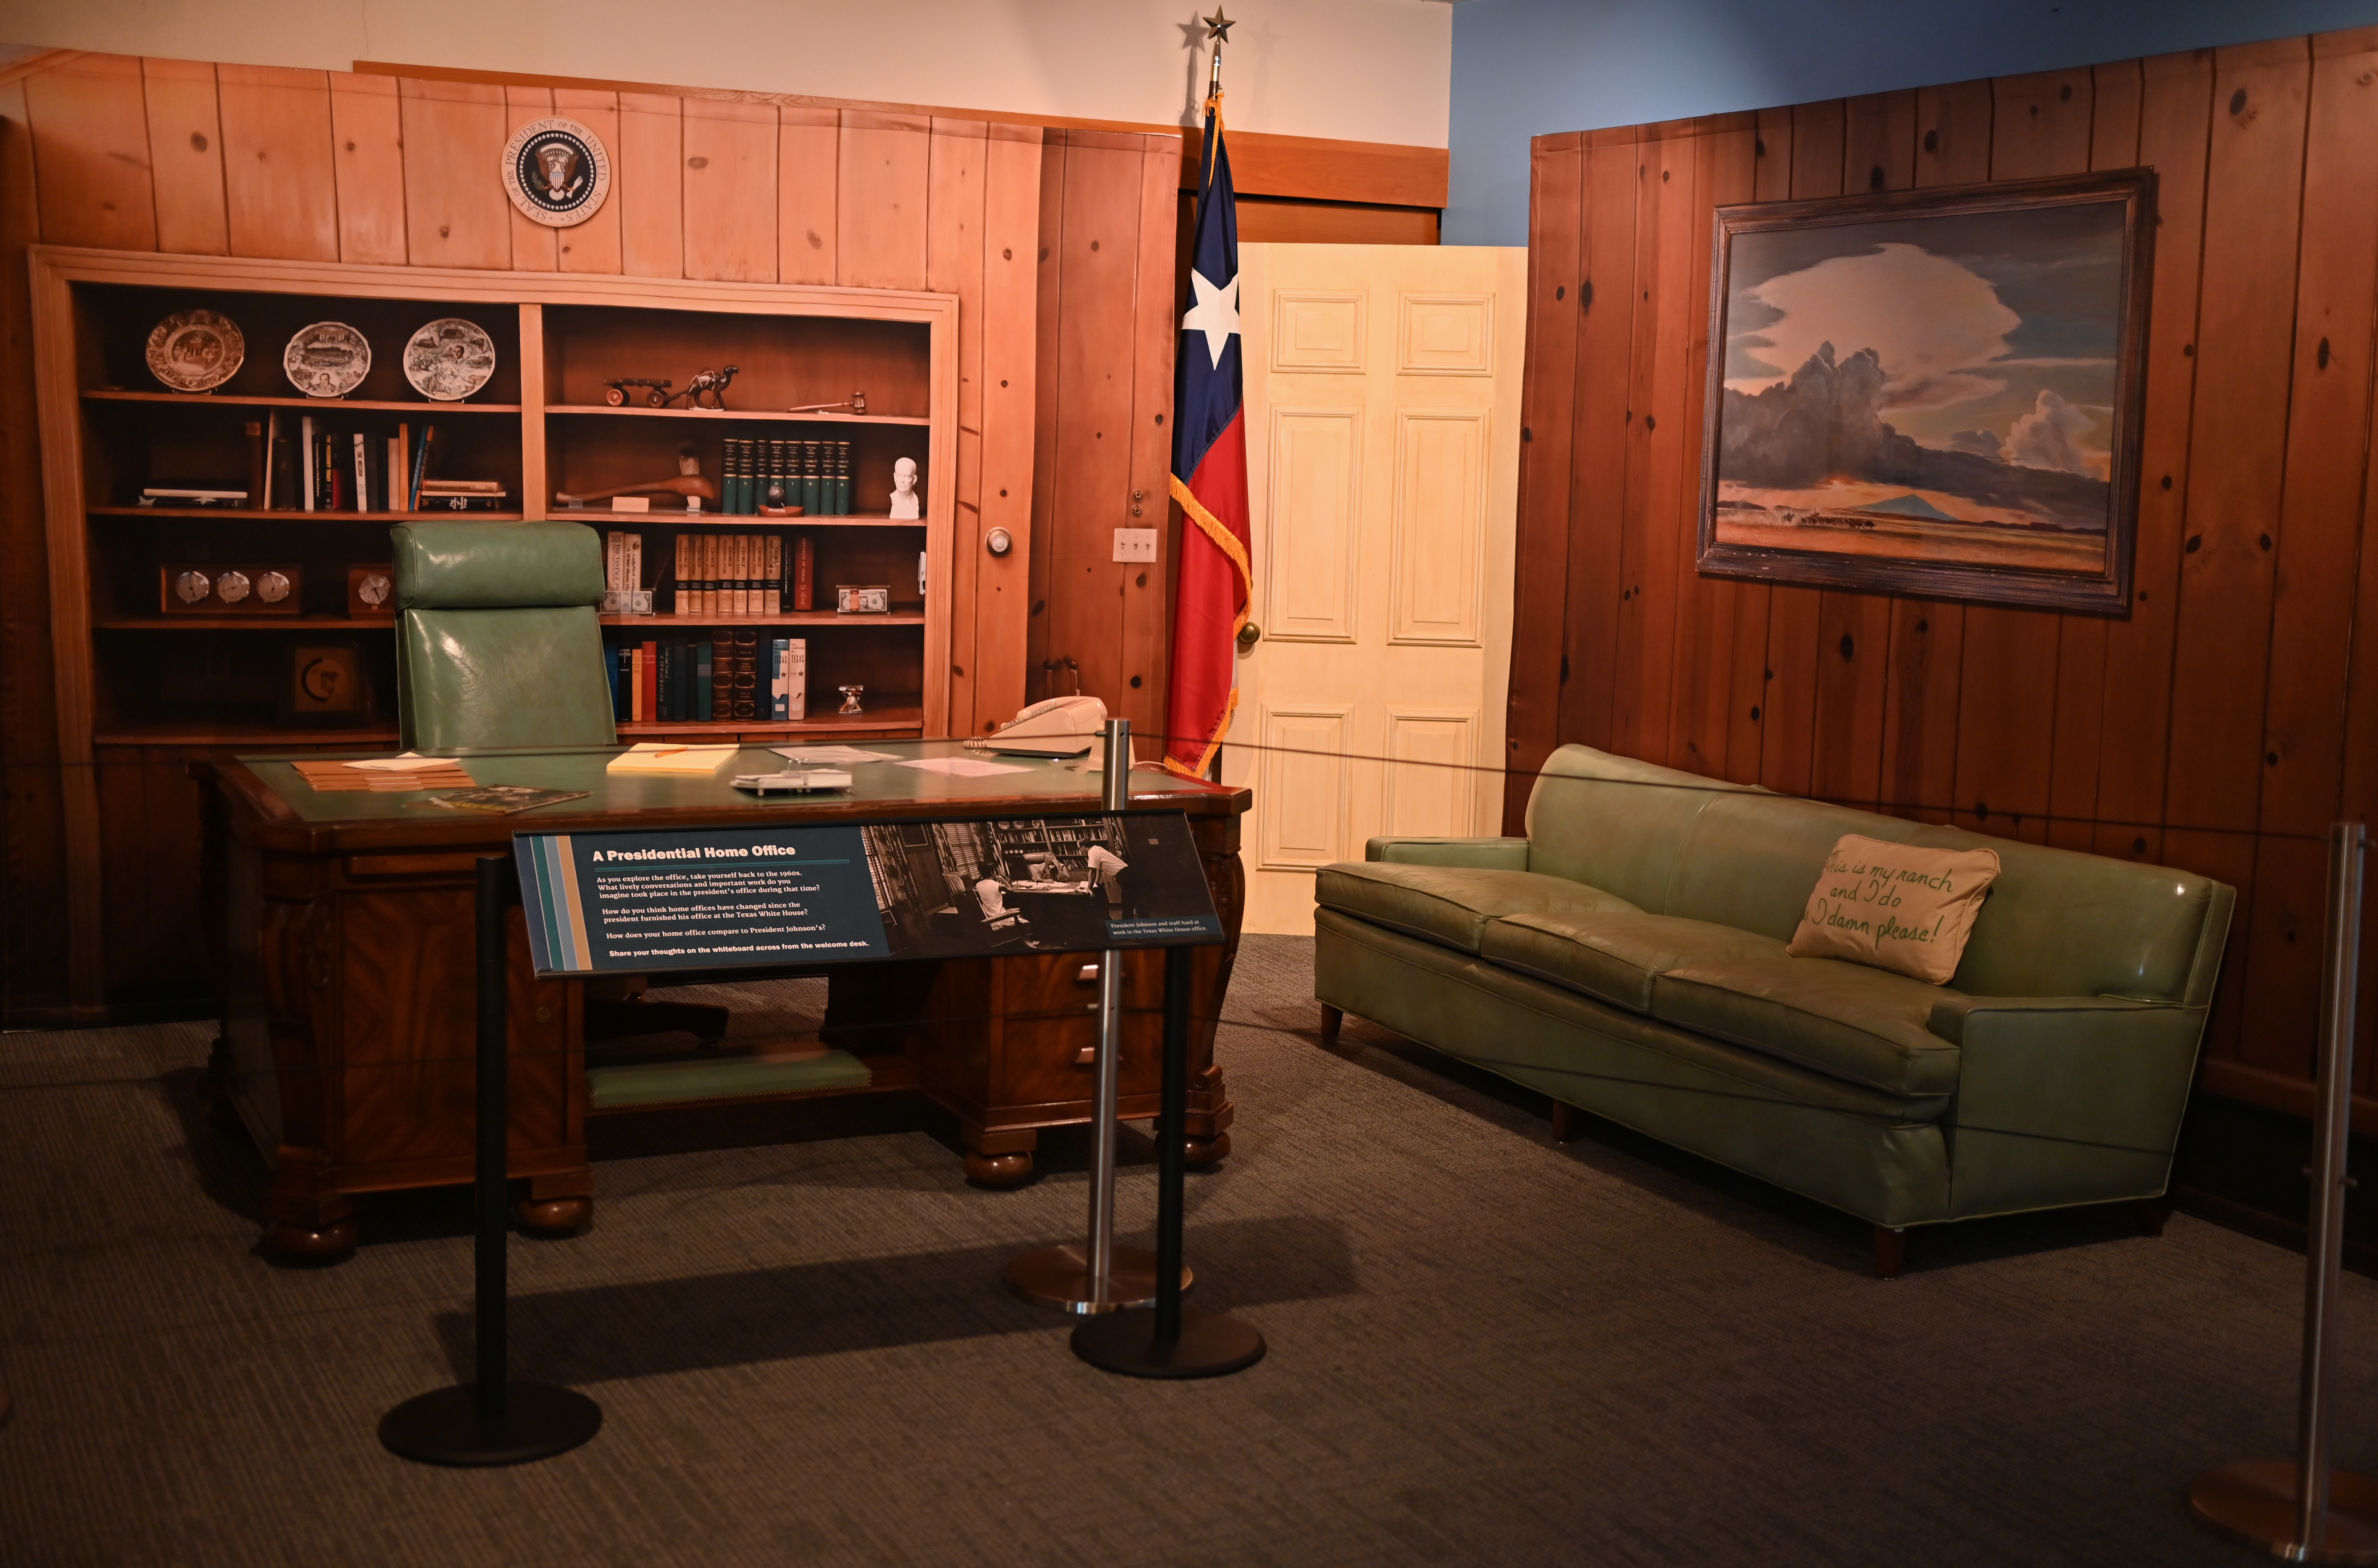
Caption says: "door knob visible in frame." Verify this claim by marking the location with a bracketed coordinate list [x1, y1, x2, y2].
[985, 526, 1013, 556]
[1236, 622, 1262, 651]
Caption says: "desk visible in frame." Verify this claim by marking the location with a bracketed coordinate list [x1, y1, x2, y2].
[197, 743, 1247, 1259]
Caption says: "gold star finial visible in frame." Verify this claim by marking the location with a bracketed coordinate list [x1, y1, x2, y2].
[1204, 8, 1235, 45]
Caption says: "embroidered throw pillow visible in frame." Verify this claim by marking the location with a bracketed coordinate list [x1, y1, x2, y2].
[1786, 834, 2002, 985]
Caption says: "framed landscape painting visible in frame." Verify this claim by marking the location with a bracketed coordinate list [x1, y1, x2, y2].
[1697, 170, 2154, 614]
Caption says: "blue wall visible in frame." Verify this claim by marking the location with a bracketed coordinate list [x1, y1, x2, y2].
[1446, 1, 2378, 246]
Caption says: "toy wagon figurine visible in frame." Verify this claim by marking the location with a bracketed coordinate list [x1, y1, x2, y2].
[602, 377, 672, 407]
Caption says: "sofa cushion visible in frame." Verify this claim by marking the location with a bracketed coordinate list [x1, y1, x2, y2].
[1482, 911, 1789, 1014]
[1317, 863, 1642, 953]
[1653, 957, 1964, 1098]
[1663, 792, 1927, 942]
[1524, 746, 1756, 912]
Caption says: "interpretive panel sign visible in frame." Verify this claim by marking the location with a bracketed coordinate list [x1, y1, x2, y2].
[515, 811, 1221, 975]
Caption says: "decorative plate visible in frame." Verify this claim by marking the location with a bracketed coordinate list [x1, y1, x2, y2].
[402, 317, 497, 402]
[283, 322, 371, 399]
[501, 116, 611, 228]
[145, 310, 244, 393]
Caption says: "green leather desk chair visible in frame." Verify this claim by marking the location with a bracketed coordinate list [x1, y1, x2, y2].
[392, 518, 727, 1045]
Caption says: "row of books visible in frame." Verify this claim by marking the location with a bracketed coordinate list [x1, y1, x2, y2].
[614, 630, 806, 723]
[250, 414, 505, 513]
[604, 531, 822, 614]
[722, 438, 855, 515]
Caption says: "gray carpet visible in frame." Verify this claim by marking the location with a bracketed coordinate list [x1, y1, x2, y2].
[0, 935, 2368, 1567]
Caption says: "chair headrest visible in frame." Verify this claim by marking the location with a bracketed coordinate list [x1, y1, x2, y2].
[392, 520, 606, 609]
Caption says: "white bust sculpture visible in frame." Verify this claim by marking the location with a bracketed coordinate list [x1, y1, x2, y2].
[888, 456, 921, 519]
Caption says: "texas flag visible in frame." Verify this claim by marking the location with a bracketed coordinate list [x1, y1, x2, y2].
[1163, 106, 1253, 778]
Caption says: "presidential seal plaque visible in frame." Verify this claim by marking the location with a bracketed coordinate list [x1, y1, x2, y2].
[502, 116, 610, 228]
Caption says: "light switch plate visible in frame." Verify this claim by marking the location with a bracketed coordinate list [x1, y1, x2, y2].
[1113, 527, 1158, 563]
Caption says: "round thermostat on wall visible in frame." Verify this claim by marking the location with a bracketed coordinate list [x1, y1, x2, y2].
[501, 117, 612, 228]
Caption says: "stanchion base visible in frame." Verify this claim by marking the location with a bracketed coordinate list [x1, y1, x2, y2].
[1070, 1306, 1265, 1379]
[2191, 1461, 2378, 1564]
[1007, 1244, 1190, 1314]
[379, 1382, 602, 1468]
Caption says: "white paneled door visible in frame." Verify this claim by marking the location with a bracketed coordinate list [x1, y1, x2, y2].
[1225, 244, 1527, 935]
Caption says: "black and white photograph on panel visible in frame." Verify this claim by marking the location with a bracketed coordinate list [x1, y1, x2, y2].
[856, 812, 1222, 959]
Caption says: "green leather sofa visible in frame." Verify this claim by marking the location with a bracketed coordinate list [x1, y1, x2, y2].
[1313, 744, 2234, 1275]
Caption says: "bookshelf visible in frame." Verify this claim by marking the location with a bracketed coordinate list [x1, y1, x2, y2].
[31, 245, 960, 996]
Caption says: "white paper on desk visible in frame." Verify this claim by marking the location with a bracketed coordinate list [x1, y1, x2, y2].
[894, 755, 1029, 777]
[769, 745, 901, 766]
[344, 753, 456, 772]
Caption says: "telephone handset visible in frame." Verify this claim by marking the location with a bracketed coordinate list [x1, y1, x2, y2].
[972, 695, 1107, 757]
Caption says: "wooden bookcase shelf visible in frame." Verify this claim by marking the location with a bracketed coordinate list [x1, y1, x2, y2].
[33, 247, 960, 1010]
[84, 389, 524, 414]
[546, 404, 929, 426]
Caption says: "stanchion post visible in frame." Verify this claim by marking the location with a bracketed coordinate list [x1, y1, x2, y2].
[2190, 822, 2378, 1562]
[1069, 939, 1264, 1379]
[1008, 718, 1185, 1313]
[379, 852, 602, 1467]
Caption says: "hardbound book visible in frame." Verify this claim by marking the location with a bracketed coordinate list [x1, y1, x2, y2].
[657, 640, 674, 721]
[767, 535, 784, 612]
[696, 639, 713, 718]
[407, 425, 435, 510]
[794, 536, 814, 611]
[614, 645, 633, 718]
[626, 533, 642, 596]
[732, 628, 758, 720]
[300, 416, 317, 511]
[606, 531, 625, 593]
[711, 629, 733, 719]
[836, 442, 851, 515]
[641, 639, 659, 722]
[675, 535, 692, 615]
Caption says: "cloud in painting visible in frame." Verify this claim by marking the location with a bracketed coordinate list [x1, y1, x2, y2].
[1727, 243, 2019, 412]
[2004, 389, 2102, 477]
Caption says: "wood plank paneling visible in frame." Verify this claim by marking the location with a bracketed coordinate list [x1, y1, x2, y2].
[929, 117, 988, 734]
[1036, 132, 1145, 712]
[1027, 134, 1069, 701]
[2095, 51, 2215, 866]
[398, 77, 512, 270]
[1666, 122, 1749, 781]
[2236, 37, 2378, 1076]
[976, 124, 1044, 733]
[1555, 134, 1638, 758]
[217, 65, 337, 263]
[329, 72, 406, 265]
[141, 59, 226, 256]
[837, 110, 929, 291]
[615, 91, 682, 279]
[778, 107, 838, 286]
[1121, 136, 1179, 740]
[1724, 109, 1795, 787]
[550, 89, 622, 274]
[24, 53, 157, 251]
[683, 98, 777, 283]
[1504, 134, 1583, 829]
[2172, 42, 2313, 1072]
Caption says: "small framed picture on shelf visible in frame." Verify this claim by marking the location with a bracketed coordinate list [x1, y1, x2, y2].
[284, 643, 367, 723]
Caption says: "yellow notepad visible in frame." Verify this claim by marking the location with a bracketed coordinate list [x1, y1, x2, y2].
[605, 742, 743, 775]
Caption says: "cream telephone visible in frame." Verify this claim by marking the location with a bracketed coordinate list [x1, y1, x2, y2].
[975, 695, 1107, 757]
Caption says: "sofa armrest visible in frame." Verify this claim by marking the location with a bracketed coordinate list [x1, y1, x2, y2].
[1928, 994, 2206, 1154]
[1365, 836, 1531, 870]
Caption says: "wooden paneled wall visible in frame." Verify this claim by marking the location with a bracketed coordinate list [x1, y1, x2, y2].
[1028, 129, 1182, 740]
[1503, 27, 2378, 1126]
[0, 52, 1183, 1022]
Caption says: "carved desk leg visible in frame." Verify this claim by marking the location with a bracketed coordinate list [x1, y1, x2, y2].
[1182, 813, 1244, 1167]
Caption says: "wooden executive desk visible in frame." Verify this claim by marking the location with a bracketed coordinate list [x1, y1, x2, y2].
[197, 743, 1247, 1260]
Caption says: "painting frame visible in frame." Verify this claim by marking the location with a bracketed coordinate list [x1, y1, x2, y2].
[1697, 169, 2155, 615]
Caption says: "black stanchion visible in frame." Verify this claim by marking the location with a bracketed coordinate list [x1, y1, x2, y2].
[1069, 942, 1265, 1379]
[379, 854, 602, 1467]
